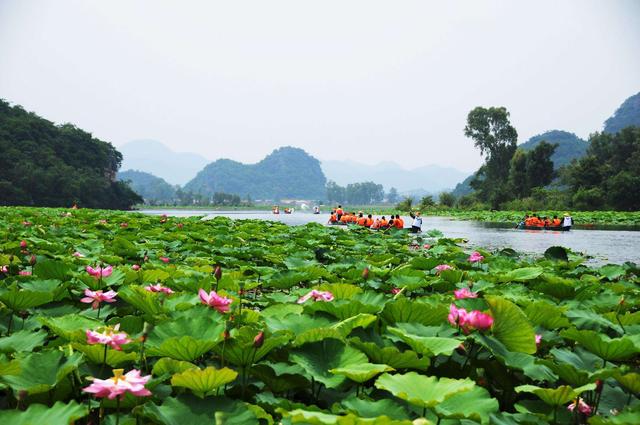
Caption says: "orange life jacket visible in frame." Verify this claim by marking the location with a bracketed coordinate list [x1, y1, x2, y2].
[365, 218, 373, 227]
[379, 219, 388, 227]
[340, 215, 349, 223]
[553, 219, 561, 226]
[357, 217, 367, 226]
[330, 214, 337, 223]
[395, 218, 404, 229]
[336, 208, 344, 215]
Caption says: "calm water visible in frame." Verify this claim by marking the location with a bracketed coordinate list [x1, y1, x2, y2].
[138, 210, 640, 265]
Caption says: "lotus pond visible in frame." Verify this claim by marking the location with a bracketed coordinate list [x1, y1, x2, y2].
[0, 207, 639, 425]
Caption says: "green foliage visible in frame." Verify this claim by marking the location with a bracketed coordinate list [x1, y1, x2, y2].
[0, 206, 637, 423]
[326, 181, 385, 205]
[0, 99, 142, 209]
[519, 130, 588, 168]
[604, 91, 640, 134]
[117, 169, 176, 204]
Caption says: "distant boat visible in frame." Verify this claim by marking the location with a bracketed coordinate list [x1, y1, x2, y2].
[517, 223, 570, 231]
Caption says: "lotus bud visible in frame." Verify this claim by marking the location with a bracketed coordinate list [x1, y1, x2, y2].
[20, 240, 27, 249]
[29, 255, 37, 266]
[362, 267, 369, 280]
[619, 297, 625, 306]
[132, 264, 141, 271]
[214, 265, 222, 281]
[253, 331, 264, 348]
[176, 223, 184, 229]
[595, 379, 603, 393]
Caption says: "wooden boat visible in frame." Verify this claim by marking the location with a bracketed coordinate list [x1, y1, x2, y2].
[517, 223, 570, 231]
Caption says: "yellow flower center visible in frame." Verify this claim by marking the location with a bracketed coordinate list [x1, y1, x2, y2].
[112, 369, 124, 383]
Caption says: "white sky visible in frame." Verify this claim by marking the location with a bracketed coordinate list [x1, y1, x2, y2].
[1, 0, 639, 172]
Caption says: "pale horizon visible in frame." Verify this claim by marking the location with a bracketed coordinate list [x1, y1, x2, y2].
[1, 0, 639, 173]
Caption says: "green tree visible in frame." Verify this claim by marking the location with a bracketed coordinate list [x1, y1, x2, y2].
[396, 197, 413, 211]
[326, 181, 346, 204]
[387, 187, 399, 204]
[438, 191, 455, 208]
[418, 195, 435, 210]
[464, 106, 518, 208]
[525, 141, 556, 191]
[508, 149, 528, 195]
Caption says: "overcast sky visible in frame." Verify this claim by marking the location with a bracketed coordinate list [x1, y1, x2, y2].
[1, 1, 639, 172]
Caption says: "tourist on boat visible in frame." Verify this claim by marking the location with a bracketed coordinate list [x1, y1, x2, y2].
[370, 218, 381, 229]
[409, 211, 422, 233]
[329, 211, 338, 223]
[552, 215, 561, 227]
[336, 205, 344, 220]
[562, 213, 573, 230]
[394, 215, 404, 229]
[366, 214, 374, 227]
[379, 216, 388, 229]
[357, 213, 367, 226]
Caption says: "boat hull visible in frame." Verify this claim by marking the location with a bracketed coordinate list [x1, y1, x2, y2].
[517, 224, 570, 231]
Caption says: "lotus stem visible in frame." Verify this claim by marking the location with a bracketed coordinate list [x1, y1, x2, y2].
[116, 397, 120, 425]
[99, 344, 108, 376]
[6, 313, 13, 335]
[97, 304, 102, 320]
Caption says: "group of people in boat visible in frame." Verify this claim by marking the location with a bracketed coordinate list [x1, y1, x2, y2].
[328, 205, 423, 233]
[518, 213, 573, 230]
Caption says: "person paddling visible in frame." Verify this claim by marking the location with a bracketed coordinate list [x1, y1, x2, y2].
[409, 211, 422, 233]
[562, 213, 573, 230]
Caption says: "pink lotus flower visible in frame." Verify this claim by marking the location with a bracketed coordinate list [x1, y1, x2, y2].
[145, 284, 174, 294]
[454, 288, 478, 299]
[199, 289, 232, 313]
[465, 310, 494, 330]
[468, 251, 484, 263]
[448, 304, 493, 333]
[435, 264, 453, 273]
[0, 266, 7, 273]
[176, 223, 184, 229]
[298, 289, 334, 304]
[159, 257, 170, 263]
[98, 219, 108, 224]
[72, 251, 85, 258]
[391, 287, 401, 295]
[86, 265, 113, 279]
[81, 289, 118, 309]
[567, 398, 592, 415]
[86, 324, 131, 350]
[132, 264, 141, 271]
[423, 244, 431, 249]
[18, 270, 32, 276]
[20, 240, 27, 249]
[83, 369, 151, 399]
[120, 222, 129, 228]
[22, 221, 32, 226]
[535, 334, 542, 347]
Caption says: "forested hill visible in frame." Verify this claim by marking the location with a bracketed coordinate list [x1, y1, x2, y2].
[184, 147, 327, 200]
[604, 92, 640, 134]
[0, 99, 141, 209]
[117, 170, 176, 204]
[519, 130, 588, 168]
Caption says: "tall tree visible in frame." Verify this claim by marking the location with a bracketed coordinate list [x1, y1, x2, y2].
[464, 106, 518, 208]
[387, 187, 399, 204]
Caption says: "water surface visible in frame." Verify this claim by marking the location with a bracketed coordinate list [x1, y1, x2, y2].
[137, 210, 640, 264]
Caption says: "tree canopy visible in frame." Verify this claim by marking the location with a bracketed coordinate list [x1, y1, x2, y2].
[0, 99, 141, 209]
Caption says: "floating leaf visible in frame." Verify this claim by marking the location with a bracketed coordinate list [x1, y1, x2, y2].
[387, 326, 461, 357]
[375, 372, 475, 408]
[171, 367, 238, 397]
[330, 363, 394, 383]
[515, 383, 596, 407]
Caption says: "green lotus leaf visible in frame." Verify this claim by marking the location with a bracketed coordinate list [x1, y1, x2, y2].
[33, 259, 71, 281]
[473, 334, 557, 382]
[139, 395, 262, 425]
[614, 372, 640, 394]
[501, 267, 544, 282]
[599, 265, 626, 281]
[588, 408, 640, 425]
[71, 343, 137, 367]
[340, 397, 410, 420]
[0, 357, 20, 376]
[564, 309, 622, 333]
[0, 287, 53, 311]
[560, 328, 640, 361]
[544, 246, 569, 261]
[515, 383, 596, 407]
[0, 400, 88, 425]
[524, 301, 571, 329]
[1, 350, 82, 395]
[317, 283, 363, 299]
[439, 269, 464, 284]
[380, 298, 448, 326]
[279, 409, 415, 425]
[0, 330, 47, 353]
[171, 366, 238, 397]
[388, 273, 428, 290]
[265, 313, 331, 335]
[387, 326, 461, 357]
[487, 296, 536, 354]
[251, 364, 309, 393]
[39, 314, 103, 342]
[147, 307, 225, 347]
[290, 339, 367, 389]
[374, 372, 475, 408]
[409, 257, 440, 270]
[142, 269, 171, 283]
[434, 385, 499, 424]
[603, 311, 640, 326]
[330, 363, 394, 383]
[292, 313, 377, 346]
[304, 299, 383, 320]
[216, 328, 290, 367]
[147, 336, 220, 362]
[118, 285, 166, 320]
[152, 358, 198, 376]
[349, 338, 430, 371]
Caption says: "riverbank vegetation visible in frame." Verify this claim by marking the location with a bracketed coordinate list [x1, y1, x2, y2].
[0, 206, 638, 424]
